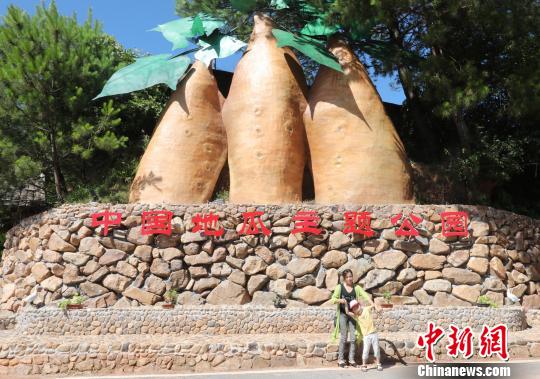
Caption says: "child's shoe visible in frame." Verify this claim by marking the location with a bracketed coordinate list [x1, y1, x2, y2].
[377, 364, 383, 371]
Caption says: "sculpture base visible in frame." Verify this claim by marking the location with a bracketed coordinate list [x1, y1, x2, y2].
[1, 203, 539, 314]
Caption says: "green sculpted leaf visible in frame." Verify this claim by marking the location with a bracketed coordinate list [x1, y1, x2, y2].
[231, 0, 258, 13]
[152, 15, 225, 50]
[191, 15, 205, 37]
[94, 54, 191, 99]
[301, 18, 339, 37]
[197, 13, 226, 36]
[271, 0, 289, 10]
[195, 35, 247, 66]
[152, 18, 194, 50]
[272, 29, 343, 72]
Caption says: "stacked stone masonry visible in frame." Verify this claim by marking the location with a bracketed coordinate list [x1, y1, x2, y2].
[1, 328, 540, 376]
[526, 309, 540, 327]
[0, 306, 539, 376]
[1, 203, 540, 311]
[14, 307, 527, 336]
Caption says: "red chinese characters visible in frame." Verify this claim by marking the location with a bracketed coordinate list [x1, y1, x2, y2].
[417, 322, 445, 362]
[418, 323, 509, 362]
[391, 212, 422, 237]
[441, 211, 469, 237]
[191, 212, 224, 237]
[292, 211, 321, 235]
[479, 324, 509, 361]
[91, 210, 122, 236]
[141, 210, 173, 236]
[343, 211, 374, 237]
[89, 209, 472, 240]
[239, 211, 271, 236]
[447, 325, 474, 359]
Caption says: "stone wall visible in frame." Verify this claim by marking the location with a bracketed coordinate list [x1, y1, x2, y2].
[15, 306, 527, 336]
[1, 203, 539, 311]
[526, 309, 540, 327]
[1, 326, 540, 376]
[0, 312, 15, 331]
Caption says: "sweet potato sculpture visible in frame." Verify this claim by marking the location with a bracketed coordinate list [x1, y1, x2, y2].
[304, 37, 414, 204]
[95, 15, 246, 204]
[221, 14, 308, 204]
[129, 61, 227, 203]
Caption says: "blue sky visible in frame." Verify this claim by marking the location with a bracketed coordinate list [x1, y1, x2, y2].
[0, 0, 405, 104]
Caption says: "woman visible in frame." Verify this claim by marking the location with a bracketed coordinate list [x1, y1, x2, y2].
[331, 269, 374, 368]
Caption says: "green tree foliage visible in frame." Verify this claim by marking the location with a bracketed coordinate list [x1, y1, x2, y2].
[0, 3, 168, 235]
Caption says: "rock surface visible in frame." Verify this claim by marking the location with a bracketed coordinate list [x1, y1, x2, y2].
[0, 203, 538, 310]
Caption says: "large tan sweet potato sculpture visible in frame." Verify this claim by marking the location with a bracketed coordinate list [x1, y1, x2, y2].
[221, 14, 308, 204]
[304, 37, 414, 204]
[129, 61, 227, 203]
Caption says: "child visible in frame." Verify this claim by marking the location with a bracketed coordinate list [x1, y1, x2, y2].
[348, 299, 382, 372]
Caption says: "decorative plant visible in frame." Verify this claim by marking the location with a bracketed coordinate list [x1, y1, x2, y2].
[477, 295, 498, 308]
[95, 1, 409, 205]
[58, 293, 86, 310]
[208, 1, 344, 203]
[178, 0, 413, 205]
[94, 13, 246, 204]
[164, 289, 178, 304]
[95, 14, 246, 99]
[175, 0, 393, 73]
[94, 0, 350, 98]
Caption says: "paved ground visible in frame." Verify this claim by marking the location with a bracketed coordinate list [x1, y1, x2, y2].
[65, 361, 540, 379]
[63, 365, 409, 379]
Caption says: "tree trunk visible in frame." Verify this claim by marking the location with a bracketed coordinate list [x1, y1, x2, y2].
[389, 22, 439, 159]
[49, 132, 66, 202]
[396, 65, 439, 159]
[454, 107, 471, 152]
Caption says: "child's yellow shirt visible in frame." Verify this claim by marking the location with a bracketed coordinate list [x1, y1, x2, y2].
[355, 305, 377, 336]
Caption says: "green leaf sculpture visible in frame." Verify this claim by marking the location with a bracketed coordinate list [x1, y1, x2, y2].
[196, 14, 226, 36]
[152, 18, 195, 50]
[96, 9, 346, 99]
[272, 29, 343, 72]
[152, 15, 225, 50]
[195, 35, 247, 66]
[191, 15, 206, 37]
[94, 54, 191, 99]
[231, 0, 259, 13]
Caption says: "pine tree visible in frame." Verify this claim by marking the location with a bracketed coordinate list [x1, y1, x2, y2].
[0, 2, 163, 203]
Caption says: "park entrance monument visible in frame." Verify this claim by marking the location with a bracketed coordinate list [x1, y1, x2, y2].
[0, 6, 539, 377]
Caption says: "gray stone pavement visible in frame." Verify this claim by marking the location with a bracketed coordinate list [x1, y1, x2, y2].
[64, 360, 540, 379]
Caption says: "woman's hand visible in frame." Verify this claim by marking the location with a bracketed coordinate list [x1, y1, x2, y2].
[347, 312, 355, 318]
[338, 298, 347, 305]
